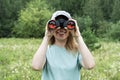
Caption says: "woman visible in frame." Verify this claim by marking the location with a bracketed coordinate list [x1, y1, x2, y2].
[32, 11, 95, 80]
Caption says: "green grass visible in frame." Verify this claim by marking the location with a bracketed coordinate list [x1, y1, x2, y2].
[0, 38, 41, 80]
[81, 41, 120, 80]
[0, 38, 120, 80]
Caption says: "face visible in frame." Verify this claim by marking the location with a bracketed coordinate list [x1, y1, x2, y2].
[53, 28, 69, 41]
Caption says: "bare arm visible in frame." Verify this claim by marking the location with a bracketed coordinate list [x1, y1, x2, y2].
[32, 36, 50, 71]
[32, 24, 53, 71]
[77, 36, 95, 70]
[69, 19, 95, 70]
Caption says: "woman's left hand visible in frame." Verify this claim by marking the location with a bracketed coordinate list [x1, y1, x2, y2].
[68, 19, 81, 38]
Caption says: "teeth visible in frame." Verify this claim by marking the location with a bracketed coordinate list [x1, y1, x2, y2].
[58, 33, 64, 34]
[57, 31, 66, 33]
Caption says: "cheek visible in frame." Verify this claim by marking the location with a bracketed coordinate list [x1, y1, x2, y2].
[65, 32, 70, 37]
[53, 32, 58, 37]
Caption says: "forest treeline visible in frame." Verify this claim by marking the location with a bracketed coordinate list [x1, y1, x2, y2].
[0, 0, 120, 49]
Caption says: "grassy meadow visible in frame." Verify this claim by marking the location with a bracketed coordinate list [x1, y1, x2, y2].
[0, 38, 120, 80]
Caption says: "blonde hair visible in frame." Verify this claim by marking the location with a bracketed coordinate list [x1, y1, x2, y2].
[49, 32, 78, 53]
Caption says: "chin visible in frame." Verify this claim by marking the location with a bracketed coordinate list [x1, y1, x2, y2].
[56, 37, 67, 41]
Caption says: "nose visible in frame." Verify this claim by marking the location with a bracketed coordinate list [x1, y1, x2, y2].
[60, 28, 64, 30]
[57, 28, 67, 33]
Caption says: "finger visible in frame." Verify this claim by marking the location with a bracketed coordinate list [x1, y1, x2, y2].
[64, 27, 67, 30]
[49, 29, 54, 35]
[50, 30, 54, 34]
[68, 19, 78, 31]
[70, 30, 75, 36]
[56, 27, 60, 29]
[54, 27, 60, 32]
[69, 29, 74, 34]
[46, 20, 52, 30]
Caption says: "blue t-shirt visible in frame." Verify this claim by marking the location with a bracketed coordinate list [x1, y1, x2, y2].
[41, 45, 82, 80]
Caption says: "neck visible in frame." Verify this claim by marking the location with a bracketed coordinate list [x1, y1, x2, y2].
[54, 39, 67, 47]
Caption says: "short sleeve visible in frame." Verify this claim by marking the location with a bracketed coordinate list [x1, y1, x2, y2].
[77, 53, 82, 69]
[43, 46, 49, 70]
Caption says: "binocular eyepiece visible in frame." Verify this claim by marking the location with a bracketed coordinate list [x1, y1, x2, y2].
[48, 19, 76, 30]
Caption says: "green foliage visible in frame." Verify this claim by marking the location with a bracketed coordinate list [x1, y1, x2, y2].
[97, 20, 112, 37]
[100, 0, 114, 20]
[13, 0, 53, 38]
[0, 0, 30, 37]
[74, 16, 92, 32]
[74, 16, 100, 50]
[0, 0, 120, 41]
[83, 0, 104, 34]
[83, 0, 104, 20]
[0, 38, 120, 80]
[82, 28, 100, 50]
[111, 0, 120, 22]
[108, 21, 120, 41]
[45, 0, 85, 16]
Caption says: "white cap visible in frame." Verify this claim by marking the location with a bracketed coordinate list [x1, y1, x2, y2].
[51, 11, 72, 20]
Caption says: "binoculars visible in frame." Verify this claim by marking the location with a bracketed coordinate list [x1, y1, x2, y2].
[48, 19, 76, 30]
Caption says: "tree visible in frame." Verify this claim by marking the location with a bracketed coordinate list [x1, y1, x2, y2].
[109, 21, 120, 41]
[0, 0, 30, 37]
[83, 0, 104, 34]
[74, 16, 100, 50]
[111, 0, 120, 22]
[13, 0, 53, 38]
[45, 0, 87, 16]
[100, 0, 114, 20]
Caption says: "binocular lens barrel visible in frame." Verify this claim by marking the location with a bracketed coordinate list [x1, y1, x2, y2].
[67, 21, 75, 30]
[48, 20, 56, 29]
[48, 20, 75, 30]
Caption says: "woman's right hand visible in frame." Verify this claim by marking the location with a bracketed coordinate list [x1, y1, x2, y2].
[44, 21, 54, 40]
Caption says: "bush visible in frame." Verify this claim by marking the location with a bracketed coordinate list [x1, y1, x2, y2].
[82, 28, 101, 50]
[74, 16, 100, 50]
[0, 0, 30, 37]
[13, 0, 54, 38]
[97, 20, 112, 38]
[74, 16, 92, 32]
[109, 21, 120, 41]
